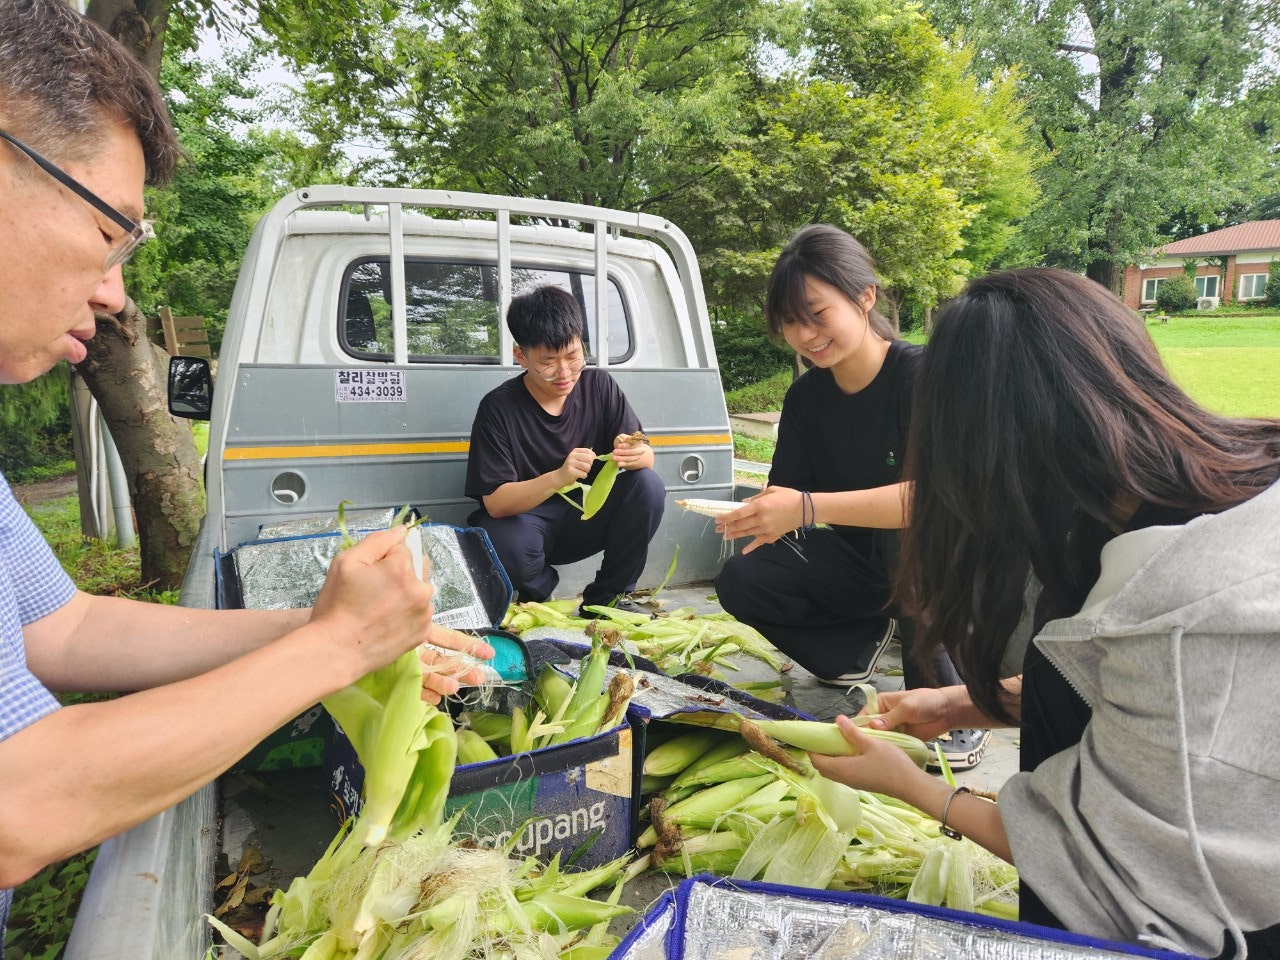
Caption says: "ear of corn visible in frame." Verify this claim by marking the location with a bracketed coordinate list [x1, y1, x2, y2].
[637, 773, 776, 846]
[747, 717, 930, 770]
[652, 829, 748, 877]
[671, 750, 785, 791]
[456, 728, 500, 765]
[581, 456, 620, 520]
[534, 664, 574, 723]
[668, 737, 748, 788]
[554, 635, 612, 743]
[641, 773, 676, 795]
[642, 729, 724, 777]
[459, 710, 512, 747]
[676, 498, 740, 517]
[508, 703, 532, 754]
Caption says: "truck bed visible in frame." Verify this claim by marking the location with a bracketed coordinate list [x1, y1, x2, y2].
[63, 579, 1018, 959]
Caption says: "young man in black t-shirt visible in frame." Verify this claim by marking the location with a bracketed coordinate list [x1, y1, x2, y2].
[465, 286, 665, 616]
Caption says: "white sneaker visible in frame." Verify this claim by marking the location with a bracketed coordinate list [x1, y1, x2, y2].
[816, 618, 897, 687]
[925, 728, 992, 771]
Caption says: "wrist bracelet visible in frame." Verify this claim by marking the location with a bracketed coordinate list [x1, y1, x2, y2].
[939, 785, 971, 841]
[800, 489, 816, 531]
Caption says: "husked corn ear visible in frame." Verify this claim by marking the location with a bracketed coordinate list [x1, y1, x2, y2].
[637, 773, 775, 846]
[670, 748, 782, 789]
[676, 498, 741, 517]
[643, 729, 724, 777]
[534, 664, 574, 722]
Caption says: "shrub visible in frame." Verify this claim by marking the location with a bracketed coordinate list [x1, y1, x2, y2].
[0, 370, 73, 481]
[1267, 274, 1280, 308]
[725, 369, 791, 413]
[1156, 274, 1198, 313]
[711, 312, 793, 393]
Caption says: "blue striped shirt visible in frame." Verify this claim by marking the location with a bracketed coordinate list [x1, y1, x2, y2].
[0, 470, 77, 945]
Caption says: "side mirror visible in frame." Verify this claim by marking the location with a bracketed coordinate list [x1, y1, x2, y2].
[168, 355, 213, 420]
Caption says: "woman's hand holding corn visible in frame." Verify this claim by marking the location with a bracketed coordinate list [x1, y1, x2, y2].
[714, 485, 804, 554]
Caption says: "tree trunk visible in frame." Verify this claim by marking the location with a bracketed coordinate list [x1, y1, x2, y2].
[75, 0, 202, 590]
[75, 300, 204, 592]
[1086, 259, 1124, 295]
[879, 290, 903, 334]
[85, 0, 170, 76]
[923, 304, 933, 336]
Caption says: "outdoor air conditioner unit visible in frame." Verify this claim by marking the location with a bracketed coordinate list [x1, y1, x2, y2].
[1196, 296, 1219, 311]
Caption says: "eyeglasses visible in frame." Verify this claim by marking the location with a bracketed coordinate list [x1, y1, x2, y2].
[0, 129, 153, 270]
[533, 356, 587, 381]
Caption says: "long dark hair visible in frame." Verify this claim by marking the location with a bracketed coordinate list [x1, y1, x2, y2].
[764, 225, 897, 341]
[898, 268, 1280, 723]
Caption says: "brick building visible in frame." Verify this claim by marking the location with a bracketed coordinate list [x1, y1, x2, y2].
[1121, 220, 1280, 311]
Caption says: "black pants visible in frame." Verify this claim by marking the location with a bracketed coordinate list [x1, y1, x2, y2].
[470, 468, 665, 608]
[715, 528, 960, 686]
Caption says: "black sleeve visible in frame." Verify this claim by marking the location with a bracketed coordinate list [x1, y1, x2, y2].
[600, 372, 643, 443]
[768, 374, 817, 489]
[464, 393, 518, 500]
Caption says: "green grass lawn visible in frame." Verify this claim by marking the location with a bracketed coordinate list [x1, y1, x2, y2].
[1146, 315, 1280, 418]
[726, 314, 1280, 425]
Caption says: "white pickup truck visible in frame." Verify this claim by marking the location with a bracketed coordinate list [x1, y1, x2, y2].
[64, 187, 741, 958]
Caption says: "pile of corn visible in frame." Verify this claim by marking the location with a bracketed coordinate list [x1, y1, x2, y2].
[631, 718, 1019, 919]
[456, 633, 634, 760]
[209, 640, 639, 960]
[501, 597, 790, 683]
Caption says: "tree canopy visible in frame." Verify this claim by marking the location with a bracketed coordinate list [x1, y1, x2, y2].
[264, 0, 1040, 328]
[922, 0, 1280, 291]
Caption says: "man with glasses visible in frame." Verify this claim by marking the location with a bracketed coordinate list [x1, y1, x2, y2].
[0, 0, 489, 944]
[466, 285, 665, 617]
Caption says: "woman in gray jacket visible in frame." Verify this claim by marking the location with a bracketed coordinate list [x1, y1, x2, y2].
[812, 268, 1280, 959]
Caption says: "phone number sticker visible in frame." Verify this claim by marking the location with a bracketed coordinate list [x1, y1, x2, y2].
[335, 369, 406, 403]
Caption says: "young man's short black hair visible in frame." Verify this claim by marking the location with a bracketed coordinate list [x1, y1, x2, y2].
[507, 286, 584, 351]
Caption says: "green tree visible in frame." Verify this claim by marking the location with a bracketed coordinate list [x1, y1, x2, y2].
[923, 0, 1278, 292]
[277, 0, 760, 210]
[126, 49, 272, 351]
[671, 0, 1041, 330]
[127, 45, 346, 349]
[1266, 273, 1280, 308]
[75, 0, 362, 588]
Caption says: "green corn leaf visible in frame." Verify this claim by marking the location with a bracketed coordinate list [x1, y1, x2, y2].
[581, 456, 619, 520]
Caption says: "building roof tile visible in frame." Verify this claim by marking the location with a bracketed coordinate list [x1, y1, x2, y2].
[1160, 220, 1280, 257]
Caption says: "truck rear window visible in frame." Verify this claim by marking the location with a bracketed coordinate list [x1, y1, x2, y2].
[340, 258, 631, 363]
